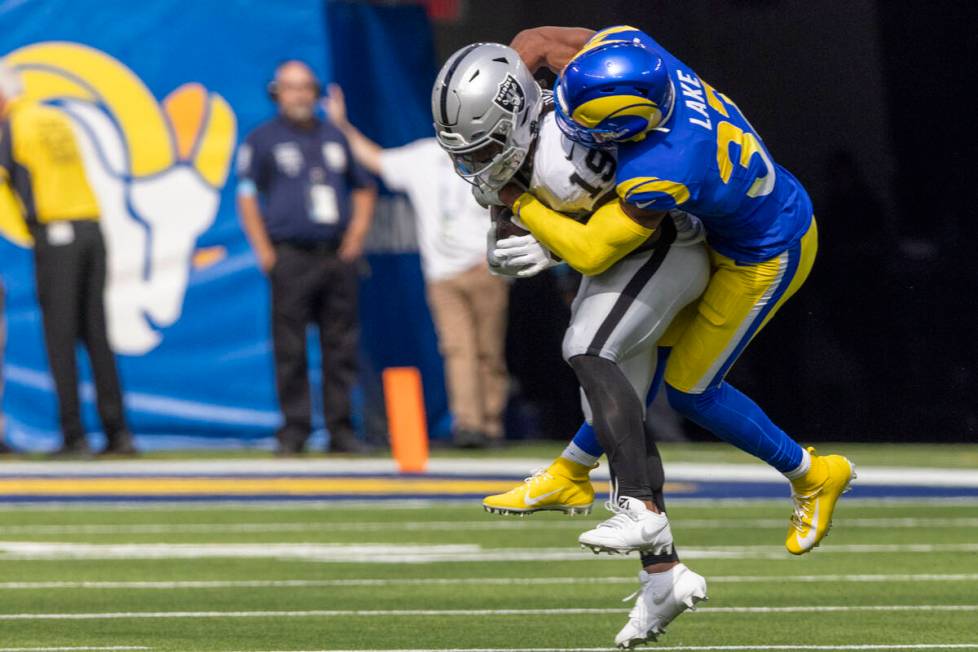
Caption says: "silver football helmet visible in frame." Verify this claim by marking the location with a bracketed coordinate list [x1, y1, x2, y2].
[432, 43, 543, 191]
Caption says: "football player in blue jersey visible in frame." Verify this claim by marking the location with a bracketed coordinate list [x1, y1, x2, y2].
[486, 25, 855, 558]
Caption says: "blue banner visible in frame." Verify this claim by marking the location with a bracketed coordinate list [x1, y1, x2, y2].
[326, 1, 449, 439]
[0, 0, 447, 450]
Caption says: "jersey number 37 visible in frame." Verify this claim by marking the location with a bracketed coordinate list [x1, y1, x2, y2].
[707, 82, 776, 199]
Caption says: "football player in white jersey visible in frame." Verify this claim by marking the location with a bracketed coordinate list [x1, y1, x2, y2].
[433, 43, 708, 646]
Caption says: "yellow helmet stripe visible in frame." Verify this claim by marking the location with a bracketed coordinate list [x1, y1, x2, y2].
[572, 37, 628, 60]
[570, 25, 641, 62]
[570, 94, 660, 129]
[617, 176, 691, 206]
[591, 25, 641, 41]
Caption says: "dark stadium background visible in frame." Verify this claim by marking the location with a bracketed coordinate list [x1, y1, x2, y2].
[3, 0, 976, 447]
[430, 0, 978, 444]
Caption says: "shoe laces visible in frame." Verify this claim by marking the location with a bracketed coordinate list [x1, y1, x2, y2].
[789, 491, 815, 529]
[522, 467, 552, 485]
[597, 499, 641, 531]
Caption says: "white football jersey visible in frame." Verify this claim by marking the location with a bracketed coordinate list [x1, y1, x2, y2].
[524, 109, 704, 245]
[527, 111, 616, 220]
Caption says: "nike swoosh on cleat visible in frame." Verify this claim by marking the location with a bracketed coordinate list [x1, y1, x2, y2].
[523, 489, 562, 506]
[795, 499, 821, 550]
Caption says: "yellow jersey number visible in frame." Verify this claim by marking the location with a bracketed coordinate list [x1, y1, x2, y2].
[704, 81, 776, 198]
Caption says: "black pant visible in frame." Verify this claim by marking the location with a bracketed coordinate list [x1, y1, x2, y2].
[270, 242, 359, 447]
[31, 220, 127, 444]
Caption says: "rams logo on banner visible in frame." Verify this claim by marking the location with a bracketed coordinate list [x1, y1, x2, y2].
[0, 42, 237, 355]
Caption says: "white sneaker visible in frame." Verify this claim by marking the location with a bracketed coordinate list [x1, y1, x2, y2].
[578, 496, 673, 555]
[615, 563, 708, 648]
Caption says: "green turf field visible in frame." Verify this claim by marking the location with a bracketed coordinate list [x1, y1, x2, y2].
[8, 441, 978, 469]
[0, 497, 976, 651]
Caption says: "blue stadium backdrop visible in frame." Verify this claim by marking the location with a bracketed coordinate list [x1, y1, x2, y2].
[0, 0, 448, 450]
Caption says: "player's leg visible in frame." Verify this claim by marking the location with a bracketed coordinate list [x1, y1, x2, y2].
[570, 354, 654, 502]
[610, 346, 708, 648]
[484, 224, 708, 521]
[563, 421, 603, 468]
[575, 345, 660, 506]
[663, 219, 854, 553]
[569, 228, 707, 553]
[560, 344, 667, 477]
[639, 349, 675, 567]
[482, 270, 600, 516]
[619, 346, 679, 541]
[482, 270, 596, 516]
[571, 349, 672, 555]
[664, 225, 816, 469]
[484, 225, 707, 519]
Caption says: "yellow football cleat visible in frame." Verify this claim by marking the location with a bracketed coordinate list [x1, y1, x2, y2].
[785, 448, 856, 555]
[483, 457, 596, 516]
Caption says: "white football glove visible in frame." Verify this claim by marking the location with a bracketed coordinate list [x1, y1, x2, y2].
[486, 227, 517, 277]
[491, 233, 560, 278]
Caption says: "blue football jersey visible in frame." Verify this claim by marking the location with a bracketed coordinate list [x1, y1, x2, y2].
[594, 27, 813, 263]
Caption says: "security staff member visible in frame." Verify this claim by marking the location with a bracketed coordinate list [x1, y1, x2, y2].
[0, 63, 133, 456]
[237, 61, 377, 455]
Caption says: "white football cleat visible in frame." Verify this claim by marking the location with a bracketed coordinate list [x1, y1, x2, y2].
[578, 496, 673, 555]
[615, 563, 708, 648]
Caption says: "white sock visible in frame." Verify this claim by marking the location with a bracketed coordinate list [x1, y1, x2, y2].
[783, 447, 812, 480]
[560, 441, 599, 468]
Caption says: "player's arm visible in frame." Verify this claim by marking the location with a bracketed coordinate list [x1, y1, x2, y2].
[499, 185, 665, 276]
[339, 186, 376, 262]
[510, 26, 596, 73]
[338, 134, 378, 263]
[235, 137, 278, 274]
[237, 192, 276, 274]
[323, 84, 382, 175]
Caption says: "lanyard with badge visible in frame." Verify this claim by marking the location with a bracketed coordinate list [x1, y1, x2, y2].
[307, 166, 339, 225]
[47, 221, 75, 246]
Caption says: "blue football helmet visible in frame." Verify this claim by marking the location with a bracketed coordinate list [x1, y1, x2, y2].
[554, 39, 674, 148]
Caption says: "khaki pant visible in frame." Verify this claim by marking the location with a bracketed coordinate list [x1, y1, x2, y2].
[426, 264, 509, 439]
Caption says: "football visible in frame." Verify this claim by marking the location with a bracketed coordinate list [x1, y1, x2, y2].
[491, 204, 530, 240]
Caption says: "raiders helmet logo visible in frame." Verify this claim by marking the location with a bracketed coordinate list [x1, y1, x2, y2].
[493, 74, 525, 114]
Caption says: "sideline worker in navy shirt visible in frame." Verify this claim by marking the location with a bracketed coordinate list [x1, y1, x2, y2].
[237, 60, 376, 455]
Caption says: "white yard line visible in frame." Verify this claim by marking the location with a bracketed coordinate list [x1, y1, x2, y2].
[0, 605, 976, 620]
[235, 646, 978, 652]
[2, 542, 978, 563]
[2, 573, 977, 591]
[0, 648, 149, 651]
[1, 458, 977, 487]
[0, 500, 451, 512]
[1, 516, 976, 535]
[0, 497, 976, 511]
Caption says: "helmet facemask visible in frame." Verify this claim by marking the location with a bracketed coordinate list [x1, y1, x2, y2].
[445, 106, 538, 191]
[432, 43, 543, 193]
